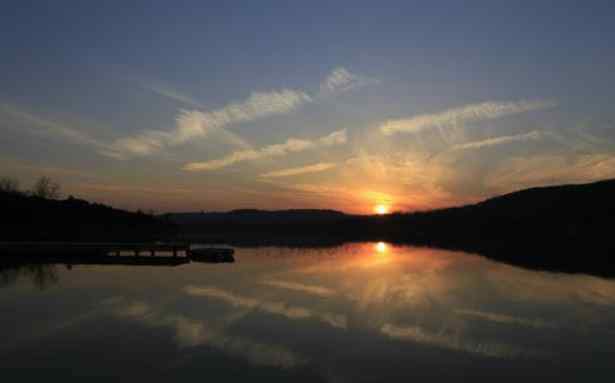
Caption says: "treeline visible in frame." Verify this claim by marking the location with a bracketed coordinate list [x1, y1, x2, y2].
[0, 176, 61, 199]
[0, 176, 175, 242]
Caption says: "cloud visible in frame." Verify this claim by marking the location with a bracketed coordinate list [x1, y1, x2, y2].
[259, 162, 337, 178]
[75, 182, 194, 196]
[4, 67, 371, 162]
[140, 82, 202, 108]
[174, 90, 311, 142]
[104, 89, 311, 159]
[101, 130, 171, 159]
[380, 100, 556, 136]
[0, 103, 108, 150]
[320, 67, 378, 94]
[452, 131, 543, 151]
[108, 68, 377, 159]
[183, 129, 347, 172]
[484, 153, 615, 193]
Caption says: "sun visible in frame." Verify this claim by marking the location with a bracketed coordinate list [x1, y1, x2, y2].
[374, 204, 390, 215]
[375, 241, 388, 253]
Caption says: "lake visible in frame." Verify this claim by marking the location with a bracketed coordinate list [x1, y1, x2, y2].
[1, 242, 614, 381]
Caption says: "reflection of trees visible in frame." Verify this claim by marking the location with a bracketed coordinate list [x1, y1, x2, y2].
[0, 264, 60, 290]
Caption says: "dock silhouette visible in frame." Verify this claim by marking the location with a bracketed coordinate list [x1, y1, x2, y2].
[0, 242, 191, 266]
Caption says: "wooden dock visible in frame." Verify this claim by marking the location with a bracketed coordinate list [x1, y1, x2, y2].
[0, 254, 190, 267]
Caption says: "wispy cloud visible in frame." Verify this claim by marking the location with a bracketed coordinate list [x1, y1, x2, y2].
[452, 131, 543, 151]
[0, 103, 108, 150]
[183, 129, 347, 172]
[101, 131, 170, 159]
[104, 89, 311, 159]
[75, 182, 194, 196]
[112, 67, 376, 159]
[140, 81, 202, 108]
[484, 152, 615, 193]
[259, 162, 337, 178]
[4, 67, 373, 163]
[320, 67, 378, 94]
[380, 100, 556, 136]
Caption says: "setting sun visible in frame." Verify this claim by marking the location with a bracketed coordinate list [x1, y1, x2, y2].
[374, 204, 390, 215]
[375, 241, 388, 253]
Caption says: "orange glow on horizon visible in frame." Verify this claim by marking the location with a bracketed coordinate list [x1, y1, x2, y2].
[374, 204, 390, 215]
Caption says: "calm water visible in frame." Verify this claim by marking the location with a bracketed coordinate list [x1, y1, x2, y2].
[1, 243, 614, 381]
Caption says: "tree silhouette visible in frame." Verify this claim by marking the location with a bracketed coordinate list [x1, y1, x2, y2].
[0, 176, 20, 194]
[32, 176, 61, 199]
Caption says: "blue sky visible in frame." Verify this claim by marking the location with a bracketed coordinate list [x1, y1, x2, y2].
[1, 1, 614, 213]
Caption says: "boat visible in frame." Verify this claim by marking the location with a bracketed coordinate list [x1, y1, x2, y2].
[188, 246, 235, 263]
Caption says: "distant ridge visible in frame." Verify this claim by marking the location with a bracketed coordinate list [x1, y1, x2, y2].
[164, 209, 347, 225]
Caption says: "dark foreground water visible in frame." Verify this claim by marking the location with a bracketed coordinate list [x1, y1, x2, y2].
[1, 243, 614, 382]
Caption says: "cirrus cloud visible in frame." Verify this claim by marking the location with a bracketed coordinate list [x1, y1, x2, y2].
[380, 100, 556, 136]
[106, 67, 377, 160]
[183, 129, 347, 172]
[259, 162, 337, 178]
[451, 131, 543, 151]
[104, 89, 312, 159]
[320, 67, 379, 94]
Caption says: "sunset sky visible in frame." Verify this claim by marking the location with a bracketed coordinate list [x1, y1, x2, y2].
[1, 1, 614, 213]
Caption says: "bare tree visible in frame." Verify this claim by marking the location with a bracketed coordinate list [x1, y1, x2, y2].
[32, 176, 61, 199]
[0, 177, 20, 194]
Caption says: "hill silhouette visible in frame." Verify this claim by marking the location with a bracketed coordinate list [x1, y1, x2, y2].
[0, 191, 175, 242]
[166, 209, 347, 225]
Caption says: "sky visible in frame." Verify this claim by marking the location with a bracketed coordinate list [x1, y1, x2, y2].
[1, 0, 614, 213]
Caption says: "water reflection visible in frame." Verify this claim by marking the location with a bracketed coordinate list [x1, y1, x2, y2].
[1, 243, 615, 381]
[103, 296, 305, 368]
[374, 241, 387, 254]
[0, 263, 59, 290]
